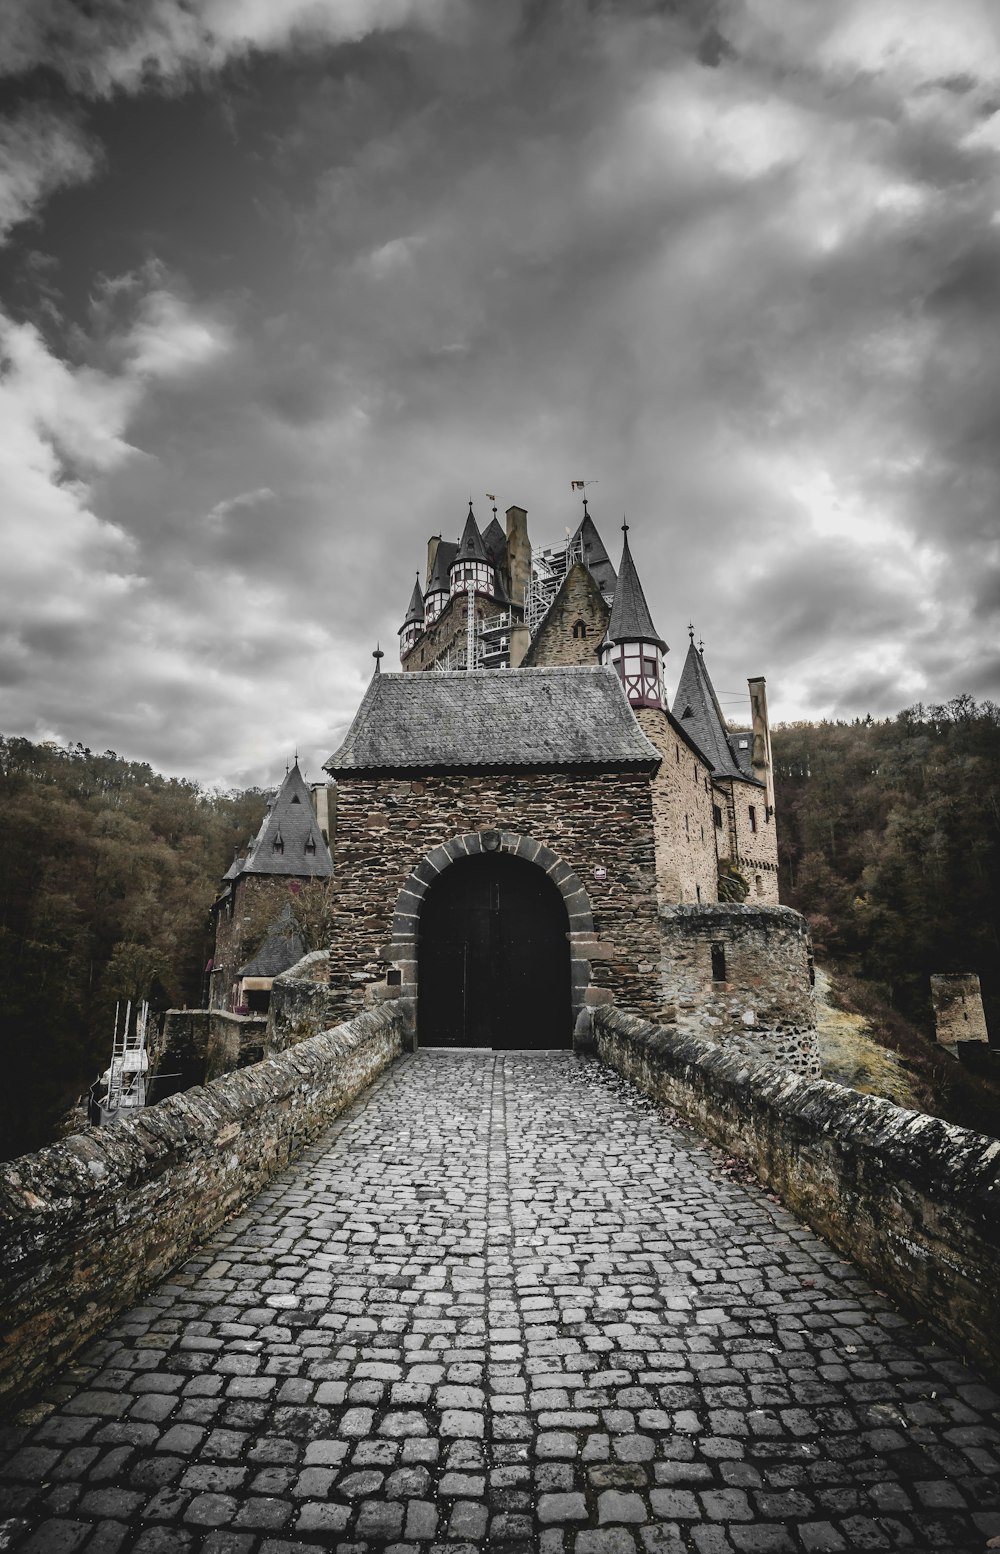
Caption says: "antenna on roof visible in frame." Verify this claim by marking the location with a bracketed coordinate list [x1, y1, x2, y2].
[373, 643, 384, 673]
[688, 623, 695, 640]
[622, 514, 629, 535]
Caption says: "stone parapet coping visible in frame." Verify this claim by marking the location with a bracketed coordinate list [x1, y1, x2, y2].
[593, 1006, 1000, 1382]
[0, 1006, 405, 1413]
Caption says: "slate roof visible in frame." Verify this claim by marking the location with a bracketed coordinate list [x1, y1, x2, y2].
[482, 515, 507, 565]
[325, 666, 662, 772]
[453, 505, 489, 565]
[672, 638, 757, 783]
[573, 509, 617, 599]
[232, 763, 334, 879]
[605, 529, 666, 650]
[401, 575, 425, 629]
[427, 540, 457, 596]
[239, 903, 306, 979]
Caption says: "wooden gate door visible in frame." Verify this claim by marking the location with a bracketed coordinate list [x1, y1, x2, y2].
[418, 853, 571, 1049]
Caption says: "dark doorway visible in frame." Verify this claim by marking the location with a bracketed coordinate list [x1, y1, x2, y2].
[418, 853, 572, 1049]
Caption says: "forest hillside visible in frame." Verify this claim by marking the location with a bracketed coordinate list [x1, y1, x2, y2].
[0, 737, 265, 1160]
[771, 697, 1000, 1133]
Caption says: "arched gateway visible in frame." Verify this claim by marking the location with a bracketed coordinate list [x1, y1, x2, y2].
[388, 829, 596, 1050]
[419, 852, 571, 1049]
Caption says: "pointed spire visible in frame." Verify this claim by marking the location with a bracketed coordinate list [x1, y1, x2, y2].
[402, 573, 425, 628]
[230, 763, 333, 880]
[453, 502, 489, 565]
[373, 643, 384, 672]
[672, 636, 745, 780]
[605, 524, 666, 651]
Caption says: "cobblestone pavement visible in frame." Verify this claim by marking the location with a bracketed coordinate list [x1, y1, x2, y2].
[2, 1051, 999, 1554]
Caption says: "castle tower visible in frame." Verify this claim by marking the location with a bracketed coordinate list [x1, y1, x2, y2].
[449, 503, 495, 600]
[600, 523, 667, 709]
[209, 761, 333, 1011]
[399, 575, 425, 660]
[424, 539, 455, 623]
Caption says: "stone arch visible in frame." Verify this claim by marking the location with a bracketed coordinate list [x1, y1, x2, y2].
[385, 830, 595, 1046]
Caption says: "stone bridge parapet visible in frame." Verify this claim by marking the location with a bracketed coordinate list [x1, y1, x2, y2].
[0, 1004, 404, 1412]
[594, 1004, 1000, 1381]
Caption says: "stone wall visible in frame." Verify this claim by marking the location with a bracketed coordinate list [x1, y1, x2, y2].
[659, 902, 820, 1075]
[0, 1006, 404, 1412]
[635, 708, 719, 907]
[717, 774, 780, 905]
[328, 769, 661, 1031]
[158, 1008, 268, 1086]
[593, 1006, 1000, 1382]
[267, 950, 339, 1052]
[931, 973, 990, 1052]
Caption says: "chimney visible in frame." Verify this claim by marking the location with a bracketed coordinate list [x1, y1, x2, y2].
[747, 677, 775, 818]
[505, 506, 531, 615]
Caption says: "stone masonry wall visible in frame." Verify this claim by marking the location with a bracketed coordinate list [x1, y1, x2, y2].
[327, 768, 661, 1029]
[659, 902, 820, 1075]
[931, 973, 990, 1049]
[0, 1006, 404, 1411]
[522, 563, 609, 668]
[634, 708, 718, 907]
[720, 774, 780, 904]
[267, 949, 338, 1052]
[158, 1008, 268, 1085]
[593, 1005, 1000, 1381]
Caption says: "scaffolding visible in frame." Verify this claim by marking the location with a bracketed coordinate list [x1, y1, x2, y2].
[94, 999, 149, 1125]
[524, 531, 584, 635]
[432, 604, 516, 671]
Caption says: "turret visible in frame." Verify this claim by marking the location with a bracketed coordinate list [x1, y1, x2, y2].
[424, 538, 453, 623]
[399, 574, 425, 659]
[600, 522, 667, 709]
[449, 503, 494, 599]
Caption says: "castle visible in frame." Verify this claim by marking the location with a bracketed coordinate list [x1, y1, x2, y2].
[210, 496, 819, 1073]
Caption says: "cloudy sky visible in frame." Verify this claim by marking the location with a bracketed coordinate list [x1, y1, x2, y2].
[1, 0, 999, 788]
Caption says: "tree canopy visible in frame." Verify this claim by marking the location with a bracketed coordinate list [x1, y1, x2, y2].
[772, 697, 1000, 1039]
[0, 737, 265, 1159]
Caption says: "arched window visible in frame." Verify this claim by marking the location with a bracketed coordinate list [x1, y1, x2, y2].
[572, 619, 588, 640]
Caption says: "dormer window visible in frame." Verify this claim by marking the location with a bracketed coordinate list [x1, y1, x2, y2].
[272, 828, 284, 854]
[291, 794, 301, 803]
[572, 620, 588, 640]
[305, 835, 317, 855]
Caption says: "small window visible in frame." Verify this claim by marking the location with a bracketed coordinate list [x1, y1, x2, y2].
[738, 738, 749, 749]
[696, 884, 702, 903]
[749, 805, 757, 833]
[755, 874, 763, 896]
[700, 824, 704, 843]
[713, 805, 723, 828]
[684, 814, 690, 835]
[693, 763, 698, 782]
[711, 943, 726, 981]
[291, 794, 301, 803]
[572, 620, 588, 640]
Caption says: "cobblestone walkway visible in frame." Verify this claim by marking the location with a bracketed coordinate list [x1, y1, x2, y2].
[2, 1052, 999, 1554]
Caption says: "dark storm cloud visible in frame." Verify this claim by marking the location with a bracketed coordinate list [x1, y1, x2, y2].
[1, 0, 999, 781]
